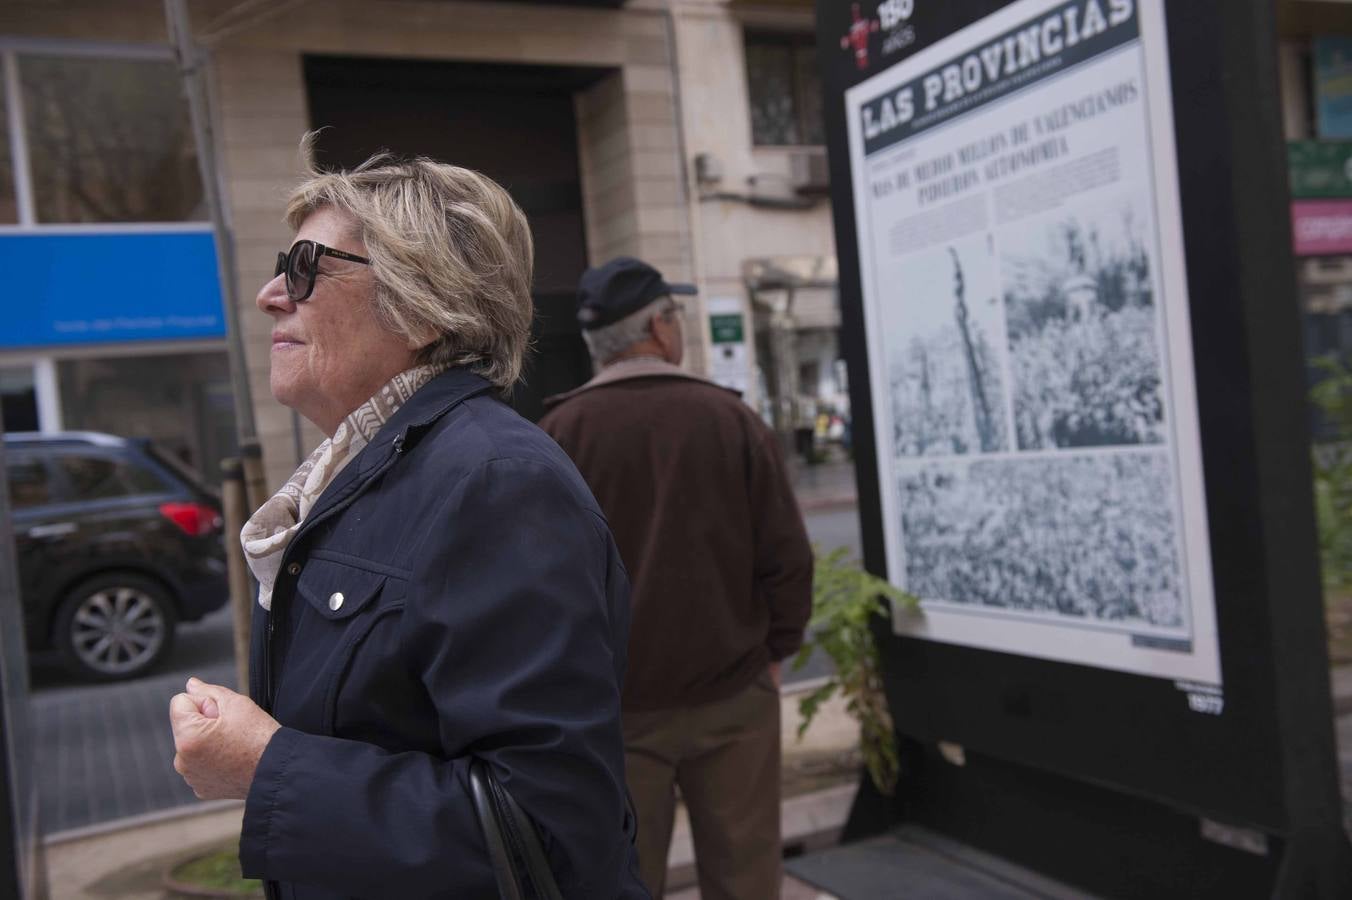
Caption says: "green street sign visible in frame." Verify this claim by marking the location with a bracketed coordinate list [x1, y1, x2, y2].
[709, 313, 745, 344]
[1288, 140, 1352, 198]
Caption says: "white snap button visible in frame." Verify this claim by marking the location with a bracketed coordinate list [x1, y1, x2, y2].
[287, 562, 301, 576]
[329, 592, 344, 611]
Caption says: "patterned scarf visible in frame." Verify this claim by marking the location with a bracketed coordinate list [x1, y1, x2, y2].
[241, 365, 446, 610]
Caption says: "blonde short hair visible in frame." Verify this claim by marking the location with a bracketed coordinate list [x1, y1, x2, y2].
[285, 137, 534, 391]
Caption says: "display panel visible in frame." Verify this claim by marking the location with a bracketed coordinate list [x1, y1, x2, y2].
[843, 0, 1221, 683]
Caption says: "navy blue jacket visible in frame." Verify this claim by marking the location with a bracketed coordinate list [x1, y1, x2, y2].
[239, 369, 648, 900]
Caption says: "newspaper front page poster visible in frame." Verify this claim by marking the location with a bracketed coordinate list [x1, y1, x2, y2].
[847, 0, 1222, 684]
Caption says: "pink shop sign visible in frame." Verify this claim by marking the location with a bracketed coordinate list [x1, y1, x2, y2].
[1292, 200, 1352, 256]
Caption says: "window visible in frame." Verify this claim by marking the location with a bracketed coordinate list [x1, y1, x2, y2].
[0, 66, 16, 224]
[5, 458, 53, 510]
[54, 455, 166, 501]
[58, 353, 235, 482]
[18, 54, 204, 223]
[744, 32, 825, 147]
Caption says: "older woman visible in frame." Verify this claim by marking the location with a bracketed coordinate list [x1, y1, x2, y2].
[168, 149, 647, 899]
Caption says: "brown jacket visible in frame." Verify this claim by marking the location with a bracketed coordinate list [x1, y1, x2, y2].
[539, 359, 813, 712]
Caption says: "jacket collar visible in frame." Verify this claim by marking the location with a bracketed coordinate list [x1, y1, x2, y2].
[369, 366, 496, 453]
[299, 367, 494, 527]
[544, 357, 733, 408]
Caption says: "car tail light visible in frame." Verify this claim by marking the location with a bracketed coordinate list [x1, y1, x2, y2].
[159, 502, 223, 537]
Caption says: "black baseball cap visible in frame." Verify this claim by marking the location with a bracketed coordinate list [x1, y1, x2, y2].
[576, 257, 697, 330]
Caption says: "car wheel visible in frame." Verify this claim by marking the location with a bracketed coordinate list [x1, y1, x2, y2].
[54, 574, 177, 681]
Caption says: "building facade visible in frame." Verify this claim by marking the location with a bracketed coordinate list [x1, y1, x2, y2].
[0, 22, 234, 478]
[1278, 1, 1352, 441]
[1, 0, 843, 488]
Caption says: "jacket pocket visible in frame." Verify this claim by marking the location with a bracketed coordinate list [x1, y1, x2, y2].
[295, 556, 387, 621]
[278, 556, 407, 736]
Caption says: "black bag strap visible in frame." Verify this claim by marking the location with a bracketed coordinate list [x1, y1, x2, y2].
[469, 758, 524, 900]
[490, 774, 566, 900]
[468, 758, 564, 900]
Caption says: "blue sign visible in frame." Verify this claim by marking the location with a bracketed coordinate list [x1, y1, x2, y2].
[0, 230, 225, 348]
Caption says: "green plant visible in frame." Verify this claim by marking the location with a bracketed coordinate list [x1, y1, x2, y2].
[165, 844, 262, 897]
[792, 546, 919, 797]
[1312, 355, 1352, 596]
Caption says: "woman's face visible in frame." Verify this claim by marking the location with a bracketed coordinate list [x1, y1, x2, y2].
[256, 207, 420, 436]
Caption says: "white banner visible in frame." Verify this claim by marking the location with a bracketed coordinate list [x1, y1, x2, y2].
[846, 0, 1221, 684]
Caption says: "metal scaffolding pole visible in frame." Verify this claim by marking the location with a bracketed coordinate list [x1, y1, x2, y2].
[163, 0, 257, 448]
[165, 2, 270, 694]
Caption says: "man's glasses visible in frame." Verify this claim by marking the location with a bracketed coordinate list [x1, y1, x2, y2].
[273, 240, 371, 302]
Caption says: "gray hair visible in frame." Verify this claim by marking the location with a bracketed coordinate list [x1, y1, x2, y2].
[285, 135, 534, 391]
[582, 297, 672, 366]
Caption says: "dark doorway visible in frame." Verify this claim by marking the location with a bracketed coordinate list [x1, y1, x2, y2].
[304, 56, 609, 420]
[0, 368, 38, 433]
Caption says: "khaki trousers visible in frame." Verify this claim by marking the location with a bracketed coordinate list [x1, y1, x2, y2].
[623, 671, 782, 900]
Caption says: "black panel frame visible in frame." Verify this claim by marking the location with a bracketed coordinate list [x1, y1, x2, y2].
[0, 412, 43, 899]
[813, 0, 1352, 895]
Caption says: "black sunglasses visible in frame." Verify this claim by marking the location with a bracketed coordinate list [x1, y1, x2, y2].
[273, 240, 371, 302]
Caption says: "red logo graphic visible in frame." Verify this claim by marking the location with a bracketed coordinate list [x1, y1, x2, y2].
[839, 2, 880, 71]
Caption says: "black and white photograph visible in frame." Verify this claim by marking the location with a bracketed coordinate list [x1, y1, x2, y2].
[898, 451, 1186, 632]
[848, 0, 1221, 681]
[885, 232, 1010, 456]
[1002, 193, 1166, 450]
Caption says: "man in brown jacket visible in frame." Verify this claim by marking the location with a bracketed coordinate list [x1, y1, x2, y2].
[539, 257, 813, 900]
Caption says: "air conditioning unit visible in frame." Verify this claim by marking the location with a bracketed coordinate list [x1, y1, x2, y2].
[789, 149, 830, 196]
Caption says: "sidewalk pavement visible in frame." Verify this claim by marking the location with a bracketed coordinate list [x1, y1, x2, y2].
[791, 457, 858, 512]
[43, 684, 861, 900]
[43, 667, 1352, 900]
[33, 657, 237, 835]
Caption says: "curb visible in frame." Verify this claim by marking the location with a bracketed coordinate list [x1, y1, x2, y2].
[44, 800, 244, 848]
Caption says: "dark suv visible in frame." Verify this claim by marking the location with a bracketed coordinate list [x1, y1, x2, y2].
[4, 432, 229, 681]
